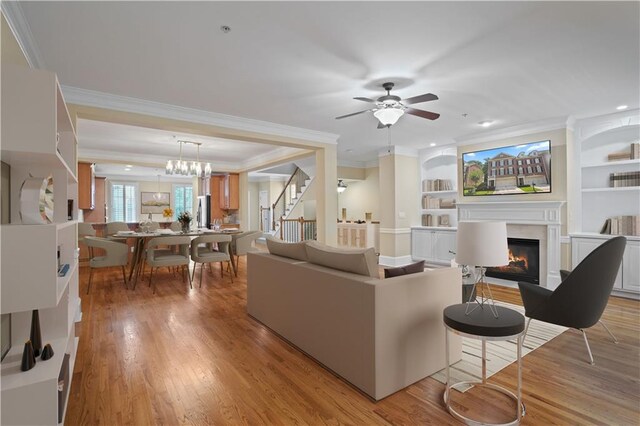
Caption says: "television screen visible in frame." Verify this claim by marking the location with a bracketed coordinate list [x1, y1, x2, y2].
[462, 140, 551, 196]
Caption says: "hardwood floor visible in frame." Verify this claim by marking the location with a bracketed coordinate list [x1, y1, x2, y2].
[66, 259, 640, 425]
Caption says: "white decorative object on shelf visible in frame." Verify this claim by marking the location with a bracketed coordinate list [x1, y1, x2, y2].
[19, 176, 54, 224]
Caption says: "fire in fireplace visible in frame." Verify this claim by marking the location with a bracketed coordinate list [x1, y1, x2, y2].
[486, 237, 540, 284]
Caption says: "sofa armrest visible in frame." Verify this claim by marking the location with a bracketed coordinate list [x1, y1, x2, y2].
[372, 267, 462, 400]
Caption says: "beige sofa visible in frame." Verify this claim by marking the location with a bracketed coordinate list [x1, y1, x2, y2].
[247, 242, 462, 401]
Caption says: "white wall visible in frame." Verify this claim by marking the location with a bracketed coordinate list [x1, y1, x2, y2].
[339, 167, 380, 222]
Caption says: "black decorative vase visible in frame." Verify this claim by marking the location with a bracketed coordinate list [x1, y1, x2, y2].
[21, 340, 36, 371]
[41, 343, 54, 361]
[30, 310, 42, 357]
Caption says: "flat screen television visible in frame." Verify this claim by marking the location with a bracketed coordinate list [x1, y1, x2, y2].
[462, 140, 551, 196]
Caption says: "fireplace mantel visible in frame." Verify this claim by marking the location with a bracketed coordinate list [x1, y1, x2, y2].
[457, 200, 566, 289]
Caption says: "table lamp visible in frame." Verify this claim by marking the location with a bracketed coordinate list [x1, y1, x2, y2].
[455, 221, 509, 317]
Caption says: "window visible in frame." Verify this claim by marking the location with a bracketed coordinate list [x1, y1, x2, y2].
[174, 184, 193, 220]
[518, 167, 523, 174]
[535, 157, 540, 163]
[508, 167, 514, 175]
[536, 165, 542, 173]
[518, 160, 522, 165]
[527, 166, 533, 173]
[111, 182, 137, 222]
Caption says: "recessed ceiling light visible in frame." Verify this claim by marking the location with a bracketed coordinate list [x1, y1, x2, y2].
[430, 143, 437, 147]
[616, 105, 628, 110]
[125, 164, 133, 167]
[345, 149, 353, 153]
[220, 25, 231, 33]
[479, 120, 494, 127]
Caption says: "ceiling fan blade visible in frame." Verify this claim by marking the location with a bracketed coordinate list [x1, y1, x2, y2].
[335, 109, 372, 120]
[405, 107, 440, 120]
[402, 93, 438, 105]
[353, 97, 377, 103]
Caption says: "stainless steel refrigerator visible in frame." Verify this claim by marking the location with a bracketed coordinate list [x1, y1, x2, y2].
[196, 195, 211, 229]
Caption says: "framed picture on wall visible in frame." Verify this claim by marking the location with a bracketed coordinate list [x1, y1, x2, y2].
[141, 192, 170, 214]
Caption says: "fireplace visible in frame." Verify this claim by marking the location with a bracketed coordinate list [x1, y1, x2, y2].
[486, 237, 540, 284]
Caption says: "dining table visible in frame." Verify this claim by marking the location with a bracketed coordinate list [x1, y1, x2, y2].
[112, 228, 242, 288]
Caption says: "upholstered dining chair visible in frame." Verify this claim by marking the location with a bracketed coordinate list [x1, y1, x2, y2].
[190, 234, 233, 287]
[144, 236, 192, 293]
[230, 231, 262, 276]
[106, 221, 130, 237]
[83, 236, 129, 294]
[78, 222, 96, 258]
[518, 236, 626, 365]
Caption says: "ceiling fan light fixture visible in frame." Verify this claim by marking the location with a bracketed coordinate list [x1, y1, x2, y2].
[374, 108, 404, 126]
[337, 179, 348, 193]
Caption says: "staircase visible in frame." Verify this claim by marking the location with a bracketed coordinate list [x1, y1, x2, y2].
[270, 167, 313, 238]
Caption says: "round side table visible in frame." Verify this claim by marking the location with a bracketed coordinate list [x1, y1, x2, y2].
[443, 303, 526, 426]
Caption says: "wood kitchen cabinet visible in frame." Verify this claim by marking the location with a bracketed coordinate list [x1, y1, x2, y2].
[220, 173, 239, 210]
[210, 173, 239, 222]
[78, 162, 95, 209]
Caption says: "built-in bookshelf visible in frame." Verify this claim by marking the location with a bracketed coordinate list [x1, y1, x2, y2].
[570, 109, 640, 298]
[419, 149, 458, 229]
[1, 65, 80, 424]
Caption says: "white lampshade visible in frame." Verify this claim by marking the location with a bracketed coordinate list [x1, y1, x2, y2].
[374, 108, 404, 126]
[455, 221, 509, 267]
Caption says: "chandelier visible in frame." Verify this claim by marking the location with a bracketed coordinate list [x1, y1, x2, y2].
[165, 140, 212, 177]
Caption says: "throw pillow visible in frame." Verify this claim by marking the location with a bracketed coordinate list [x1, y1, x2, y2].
[384, 260, 425, 278]
[266, 237, 308, 261]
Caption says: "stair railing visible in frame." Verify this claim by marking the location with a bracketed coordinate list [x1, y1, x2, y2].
[272, 166, 310, 230]
[279, 217, 317, 242]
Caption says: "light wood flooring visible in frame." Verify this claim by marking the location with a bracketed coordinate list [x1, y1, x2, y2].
[66, 258, 640, 425]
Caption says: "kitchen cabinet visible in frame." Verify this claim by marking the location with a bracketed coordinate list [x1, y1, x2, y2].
[219, 173, 239, 210]
[78, 162, 95, 210]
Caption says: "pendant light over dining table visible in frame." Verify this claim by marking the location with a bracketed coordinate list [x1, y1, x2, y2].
[165, 140, 212, 178]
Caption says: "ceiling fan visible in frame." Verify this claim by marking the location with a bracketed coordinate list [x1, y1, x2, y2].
[336, 82, 440, 128]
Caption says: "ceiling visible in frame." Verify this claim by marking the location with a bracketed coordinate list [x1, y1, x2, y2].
[15, 2, 640, 164]
[77, 119, 307, 172]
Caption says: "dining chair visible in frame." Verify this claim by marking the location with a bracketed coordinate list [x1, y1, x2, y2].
[230, 230, 262, 276]
[83, 236, 129, 294]
[144, 236, 192, 293]
[78, 222, 96, 259]
[190, 234, 233, 287]
[106, 221, 130, 237]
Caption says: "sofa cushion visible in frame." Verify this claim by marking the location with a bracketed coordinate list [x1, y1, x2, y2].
[266, 237, 308, 261]
[305, 241, 379, 278]
[384, 260, 425, 278]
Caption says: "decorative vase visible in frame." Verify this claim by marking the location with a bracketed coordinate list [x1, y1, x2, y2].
[181, 222, 190, 233]
[341, 208, 347, 222]
[30, 310, 42, 357]
[19, 176, 54, 224]
[41, 343, 54, 361]
[365, 212, 372, 222]
[21, 340, 36, 371]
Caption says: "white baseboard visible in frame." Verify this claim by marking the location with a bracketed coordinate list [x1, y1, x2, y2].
[378, 255, 414, 267]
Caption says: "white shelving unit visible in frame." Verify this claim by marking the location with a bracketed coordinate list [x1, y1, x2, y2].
[569, 109, 640, 298]
[413, 147, 459, 265]
[1, 64, 81, 424]
[419, 148, 458, 229]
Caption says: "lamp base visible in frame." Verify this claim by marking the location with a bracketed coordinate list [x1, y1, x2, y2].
[465, 267, 499, 318]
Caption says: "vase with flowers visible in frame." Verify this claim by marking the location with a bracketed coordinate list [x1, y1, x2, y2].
[163, 207, 174, 222]
[177, 211, 192, 233]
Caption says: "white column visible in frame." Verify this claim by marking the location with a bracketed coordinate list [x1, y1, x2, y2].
[315, 146, 338, 245]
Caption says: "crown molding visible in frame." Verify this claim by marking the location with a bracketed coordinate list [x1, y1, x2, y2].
[455, 116, 571, 145]
[2, 2, 45, 69]
[62, 85, 339, 146]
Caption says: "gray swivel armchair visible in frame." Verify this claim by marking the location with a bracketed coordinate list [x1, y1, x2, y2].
[231, 231, 262, 276]
[144, 236, 192, 293]
[518, 236, 626, 364]
[84, 236, 129, 294]
[190, 234, 233, 287]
